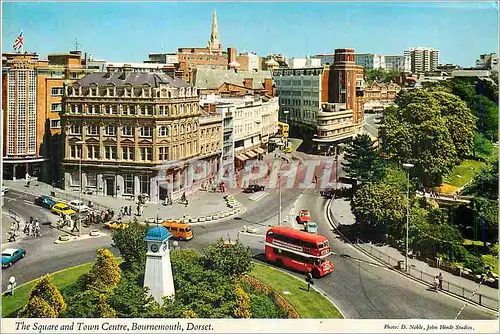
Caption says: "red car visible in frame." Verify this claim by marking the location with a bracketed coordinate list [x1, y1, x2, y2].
[297, 209, 311, 224]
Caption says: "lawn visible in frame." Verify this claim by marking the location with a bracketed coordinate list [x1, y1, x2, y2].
[440, 159, 486, 193]
[2, 262, 94, 317]
[482, 255, 499, 275]
[249, 262, 343, 318]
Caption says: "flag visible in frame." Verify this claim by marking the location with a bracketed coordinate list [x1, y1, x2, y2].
[13, 31, 23, 51]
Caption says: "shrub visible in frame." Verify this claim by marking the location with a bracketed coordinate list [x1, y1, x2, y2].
[463, 252, 486, 274]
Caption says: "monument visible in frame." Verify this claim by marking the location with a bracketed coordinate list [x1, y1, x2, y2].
[143, 226, 175, 303]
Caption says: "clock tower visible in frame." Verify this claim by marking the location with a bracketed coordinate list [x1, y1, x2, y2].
[143, 226, 175, 303]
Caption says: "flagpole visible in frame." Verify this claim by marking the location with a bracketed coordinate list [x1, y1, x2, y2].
[21, 29, 24, 53]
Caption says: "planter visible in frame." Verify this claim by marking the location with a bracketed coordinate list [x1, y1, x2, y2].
[212, 214, 219, 220]
[59, 234, 70, 242]
[205, 216, 212, 221]
[89, 229, 100, 237]
[198, 217, 206, 222]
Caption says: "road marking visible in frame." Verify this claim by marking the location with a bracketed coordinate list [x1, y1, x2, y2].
[238, 232, 265, 238]
[249, 192, 269, 202]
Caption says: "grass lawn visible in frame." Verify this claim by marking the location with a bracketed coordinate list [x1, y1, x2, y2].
[2, 262, 94, 317]
[482, 255, 499, 275]
[249, 262, 343, 319]
[440, 159, 486, 193]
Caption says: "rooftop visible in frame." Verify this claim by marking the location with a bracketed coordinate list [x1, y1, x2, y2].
[145, 226, 172, 241]
[76, 72, 191, 88]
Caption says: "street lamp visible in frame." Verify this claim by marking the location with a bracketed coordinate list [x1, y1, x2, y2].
[283, 110, 290, 151]
[283, 110, 289, 125]
[75, 140, 85, 238]
[274, 148, 283, 227]
[402, 163, 414, 272]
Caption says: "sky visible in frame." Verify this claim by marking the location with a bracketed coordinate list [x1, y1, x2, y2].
[2, 1, 498, 67]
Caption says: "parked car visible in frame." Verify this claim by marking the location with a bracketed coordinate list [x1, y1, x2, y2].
[2, 248, 26, 268]
[243, 184, 265, 193]
[68, 200, 90, 213]
[104, 220, 129, 230]
[303, 221, 318, 234]
[51, 203, 76, 216]
[320, 187, 335, 198]
[34, 195, 56, 209]
[297, 209, 311, 224]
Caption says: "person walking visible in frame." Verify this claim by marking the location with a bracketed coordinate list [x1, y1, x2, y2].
[29, 223, 34, 237]
[433, 276, 439, 292]
[438, 273, 443, 290]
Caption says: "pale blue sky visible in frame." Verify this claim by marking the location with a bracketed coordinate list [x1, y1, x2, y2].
[2, 1, 498, 67]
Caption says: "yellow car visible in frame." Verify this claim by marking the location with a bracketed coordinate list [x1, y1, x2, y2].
[104, 221, 129, 230]
[51, 202, 76, 216]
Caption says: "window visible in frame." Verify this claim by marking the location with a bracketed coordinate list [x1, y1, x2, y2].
[89, 87, 98, 96]
[51, 87, 64, 96]
[140, 147, 152, 161]
[104, 146, 117, 160]
[50, 119, 61, 129]
[70, 104, 80, 113]
[88, 105, 100, 115]
[158, 126, 169, 137]
[87, 145, 99, 159]
[180, 124, 185, 134]
[105, 105, 117, 115]
[70, 124, 81, 135]
[122, 147, 135, 160]
[87, 173, 97, 187]
[105, 125, 116, 136]
[122, 126, 133, 137]
[159, 147, 169, 161]
[70, 145, 82, 158]
[124, 174, 134, 194]
[139, 174, 150, 195]
[140, 127, 152, 137]
[123, 105, 135, 115]
[159, 105, 169, 116]
[87, 125, 99, 135]
[140, 105, 153, 116]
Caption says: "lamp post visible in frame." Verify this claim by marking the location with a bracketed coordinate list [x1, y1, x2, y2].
[274, 148, 283, 226]
[283, 110, 290, 151]
[75, 140, 85, 238]
[402, 163, 414, 272]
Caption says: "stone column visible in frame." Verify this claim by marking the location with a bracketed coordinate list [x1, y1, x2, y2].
[82, 173, 88, 191]
[134, 175, 141, 200]
[97, 174, 104, 196]
[150, 176, 159, 203]
[64, 172, 72, 190]
[116, 174, 124, 198]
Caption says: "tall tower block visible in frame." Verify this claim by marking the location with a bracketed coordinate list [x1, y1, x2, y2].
[143, 226, 175, 303]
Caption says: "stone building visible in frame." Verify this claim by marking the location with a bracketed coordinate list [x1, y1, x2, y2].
[61, 69, 204, 202]
[363, 81, 401, 111]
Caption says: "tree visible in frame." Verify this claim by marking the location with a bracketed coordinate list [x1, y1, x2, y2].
[463, 159, 498, 200]
[111, 220, 149, 267]
[19, 274, 66, 317]
[202, 239, 254, 278]
[472, 197, 499, 243]
[380, 163, 408, 193]
[470, 95, 498, 142]
[95, 294, 117, 318]
[110, 269, 155, 318]
[87, 248, 121, 291]
[234, 285, 252, 318]
[342, 134, 386, 183]
[472, 133, 494, 158]
[364, 68, 402, 84]
[18, 296, 57, 318]
[63, 289, 101, 318]
[351, 183, 407, 241]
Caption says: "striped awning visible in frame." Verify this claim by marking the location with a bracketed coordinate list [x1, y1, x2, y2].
[254, 147, 266, 154]
[236, 154, 249, 161]
[245, 150, 257, 158]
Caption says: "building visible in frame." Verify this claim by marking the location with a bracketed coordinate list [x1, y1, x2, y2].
[274, 48, 365, 153]
[198, 109, 222, 182]
[261, 54, 288, 70]
[217, 104, 235, 181]
[476, 53, 498, 72]
[61, 70, 204, 203]
[312, 54, 335, 66]
[363, 81, 401, 111]
[354, 53, 385, 70]
[451, 69, 491, 78]
[385, 55, 411, 72]
[404, 47, 440, 73]
[289, 57, 322, 69]
[194, 67, 273, 95]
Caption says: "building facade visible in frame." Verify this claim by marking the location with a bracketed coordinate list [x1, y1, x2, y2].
[363, 81, 401, 111]
[61, 71, 204, 202]
[312, 54, 335, 66]
[476, 53, 498, 72]
[404, 47, 440, 73]
[354, 53, 385, 69]
[385, 55, 411, 72]
[289, 57, 322, 69]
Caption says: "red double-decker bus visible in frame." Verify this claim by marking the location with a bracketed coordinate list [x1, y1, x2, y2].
[265, 226, 334, 278]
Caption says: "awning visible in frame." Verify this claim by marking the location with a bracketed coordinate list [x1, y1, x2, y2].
[245, 150, 257, 158]
[254, 147, 266, 154]
[236, 154, 249, 161]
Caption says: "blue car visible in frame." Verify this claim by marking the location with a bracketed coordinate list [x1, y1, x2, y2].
[35, 195, 56, 209]
[2, 248, 26, 268]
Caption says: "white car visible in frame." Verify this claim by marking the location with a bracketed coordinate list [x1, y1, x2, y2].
[68, 200, 90, 213]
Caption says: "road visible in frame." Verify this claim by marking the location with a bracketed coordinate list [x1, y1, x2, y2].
[364, 113, 381, 137]
[2, 168, 496, 319]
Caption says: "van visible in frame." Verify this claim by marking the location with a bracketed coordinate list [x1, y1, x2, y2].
[161, 221, 193, 241]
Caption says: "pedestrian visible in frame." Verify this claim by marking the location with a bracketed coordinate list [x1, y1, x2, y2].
[16, 220, 20, 231]
[35, 219, 40, 230]
[29, 223, 34, 237]
[314, 175, 318, 184]
[136, 204, 141, 216]
[35, 226, 41, 238]
[433, 276, 439, 292]
[438, 273, 443, 290]
[305, 272, 313, 292]
[24, 222, 30, 234]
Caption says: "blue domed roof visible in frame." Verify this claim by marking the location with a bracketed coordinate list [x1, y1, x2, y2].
[145, 226, 171, 241]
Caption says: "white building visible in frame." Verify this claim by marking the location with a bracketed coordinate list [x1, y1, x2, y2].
[240, 52, 260, 71]
[217, 104, 236, 180]
[404, 47, 440, 73]
[476, 53, 498, 72]
[312, 54, 335, 66]
[289, 57, 322, 69]
[385, 55, 411, 72]
[354, 53, 386, 69]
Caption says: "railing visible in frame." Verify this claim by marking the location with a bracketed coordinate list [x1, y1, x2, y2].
[355, 238, 499, 311]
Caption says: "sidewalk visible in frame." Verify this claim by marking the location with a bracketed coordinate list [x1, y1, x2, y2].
[3, 179, 237, 223]
[329, 198, 499, 310]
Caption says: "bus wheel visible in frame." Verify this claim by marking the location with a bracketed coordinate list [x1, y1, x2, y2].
[312, 269, 320, 279]
[275, 259, 283, 268]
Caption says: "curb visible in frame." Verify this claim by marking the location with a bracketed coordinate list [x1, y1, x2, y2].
[324, 199, 498, 315]
[251, 261, 346, 319]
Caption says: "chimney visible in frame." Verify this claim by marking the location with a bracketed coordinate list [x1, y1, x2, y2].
[243, 78, 253, 89]
[121, 64, 133, 79]
[227, 47, 237, 66]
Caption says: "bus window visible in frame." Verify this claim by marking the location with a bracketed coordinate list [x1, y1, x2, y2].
[170, 227, 178, 231]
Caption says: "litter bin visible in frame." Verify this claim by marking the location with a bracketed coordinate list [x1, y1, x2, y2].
[397, 260, 404, 271]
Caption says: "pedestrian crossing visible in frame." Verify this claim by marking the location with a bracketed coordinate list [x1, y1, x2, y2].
[249, 192, 269, 202]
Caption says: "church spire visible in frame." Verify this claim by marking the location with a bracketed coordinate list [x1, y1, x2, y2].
[208, 10, 221, 54]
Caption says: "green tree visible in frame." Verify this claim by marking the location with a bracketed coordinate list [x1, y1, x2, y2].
[202, 239, 254, 278]
[463, 159, 498, 200]
[472, 197, 499, 243]
[111, 220, 149, 267]
[63, 289, 101, 318]
[351, 183, 407, 240]
[234, 285, 252, 318]
[365, 68, 402, 84]
[472, 133, 494, 158]
[380, 163, 408, 192]
[95, 294, 117, 318]
[342, 134, 386, 183]
[110, 269, 155, 318]
[20, 274, 66, 317]
[470, 95, 499, 142]
[18, 296, 57, 318]
[87, 248, 121, 291]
